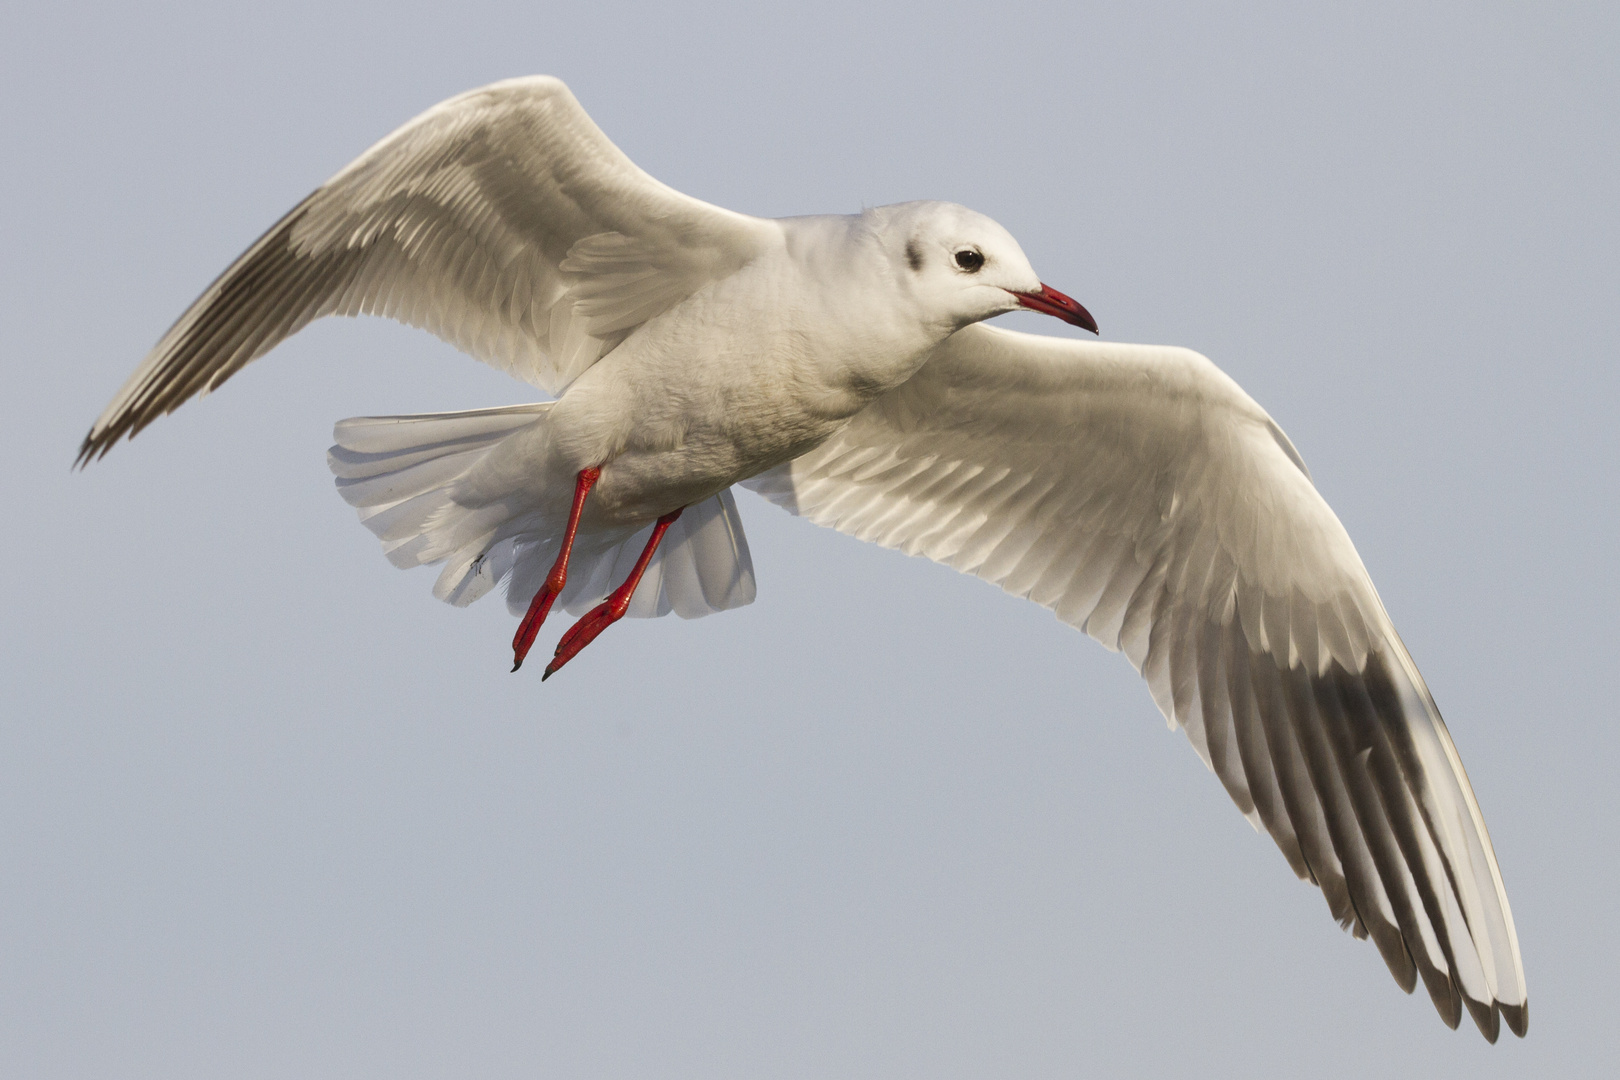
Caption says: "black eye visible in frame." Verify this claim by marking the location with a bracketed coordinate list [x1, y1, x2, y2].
[954, 249, 985, 272]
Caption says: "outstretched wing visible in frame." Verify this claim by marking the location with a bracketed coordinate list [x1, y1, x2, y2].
[744, 322, 1527, 1040]
[80, 75, 777, 463]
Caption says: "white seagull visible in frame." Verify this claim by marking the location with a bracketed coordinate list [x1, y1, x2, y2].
[79, 76, 1526, 1040]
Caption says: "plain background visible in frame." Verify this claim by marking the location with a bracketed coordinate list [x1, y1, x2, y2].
[3, 2, 1615, 1076]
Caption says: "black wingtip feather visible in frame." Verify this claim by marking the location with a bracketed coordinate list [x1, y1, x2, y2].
[1465, 994, 1500, 1043]
[1501, 999, 1529, 1038]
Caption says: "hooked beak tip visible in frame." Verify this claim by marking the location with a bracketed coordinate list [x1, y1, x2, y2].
[1013, 284, 1099, 335]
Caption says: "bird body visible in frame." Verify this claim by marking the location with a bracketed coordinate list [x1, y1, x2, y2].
[468, 205, 1044, 530]
[80, 75, 1527, 1041]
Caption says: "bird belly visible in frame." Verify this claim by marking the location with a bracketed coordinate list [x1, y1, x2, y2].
[555, 342, 894, 526]
[583, 382, 850, 525]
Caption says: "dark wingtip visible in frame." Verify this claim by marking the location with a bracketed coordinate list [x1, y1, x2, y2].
[73, 430, 99, 471]
[1415, 964, 1461, 1030]
[1464, 995, 1501, 1043]
[75, 421, 131, 470]
[1501, 1000, 1529, 1039]
[1372, 931, 1418, 996]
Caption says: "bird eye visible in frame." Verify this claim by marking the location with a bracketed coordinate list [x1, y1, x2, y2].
[954, 249, 985, 272]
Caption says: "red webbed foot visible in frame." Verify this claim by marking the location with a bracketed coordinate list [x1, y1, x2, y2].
[542, 597, 625, 680]
[539, 507, 683, 681]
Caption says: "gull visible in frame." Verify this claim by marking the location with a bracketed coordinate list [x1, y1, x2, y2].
[78, 76, 1526, 1040]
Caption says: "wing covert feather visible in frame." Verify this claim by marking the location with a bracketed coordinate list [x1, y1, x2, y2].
[744, 322, 1525, 1038]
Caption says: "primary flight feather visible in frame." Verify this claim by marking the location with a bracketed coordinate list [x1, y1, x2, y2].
[80, 75, 1526, 1040]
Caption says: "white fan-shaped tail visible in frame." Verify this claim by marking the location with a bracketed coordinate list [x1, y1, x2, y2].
[328, 406, 756, 619]
[504, 488, 757, 620]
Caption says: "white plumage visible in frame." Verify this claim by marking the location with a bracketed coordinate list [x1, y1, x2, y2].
[325, 405, 755, 616]
[80, 75, 1526, 1041]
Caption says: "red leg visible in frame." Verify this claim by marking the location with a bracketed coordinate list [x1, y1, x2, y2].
[541, 508, 683, 681]
[511, 466, 601, 672]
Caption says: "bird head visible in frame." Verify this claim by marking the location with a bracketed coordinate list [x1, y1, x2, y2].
[873, 201, 1098, 335]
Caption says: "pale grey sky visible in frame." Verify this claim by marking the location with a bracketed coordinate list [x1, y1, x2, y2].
[3, 1, 1616, 1076]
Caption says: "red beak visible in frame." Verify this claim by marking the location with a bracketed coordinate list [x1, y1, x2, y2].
[1011, 284, 1099, 334]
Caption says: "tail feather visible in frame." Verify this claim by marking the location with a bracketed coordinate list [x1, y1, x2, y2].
[331, 403, 553, 455]
[336, 447, 490, 509]
[503, 488, 757, 619]
[328, 404, 757, 620]
[634, 488, 757, 617]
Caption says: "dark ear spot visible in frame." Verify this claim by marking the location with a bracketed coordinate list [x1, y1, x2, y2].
[906, 240, 924, 273]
